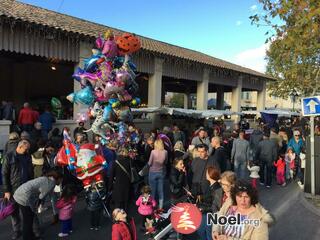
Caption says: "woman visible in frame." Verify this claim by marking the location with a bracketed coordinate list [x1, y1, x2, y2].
[13, 169, 63, 240]
[109, 147, 132, 212]
[173, 141, 187, 160]
[148, 139, 168, 209]
[220, 171, 237, 207]
[112, 208, 137, 240]
[212, 180, 274, 240]
[169, 158, 187, 204]
[197, 166, 223, 240]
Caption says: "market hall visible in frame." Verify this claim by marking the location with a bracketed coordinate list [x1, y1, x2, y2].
[0, 0, 272, 147]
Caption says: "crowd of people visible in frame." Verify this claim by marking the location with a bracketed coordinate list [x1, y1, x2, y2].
[0, 110, 314, 240]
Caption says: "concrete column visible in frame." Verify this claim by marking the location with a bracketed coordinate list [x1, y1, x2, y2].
[196, 69, 209, 110]
[257, 81, 266, 111]
[216, 85, 225, 110]
[184, 93, 190, 109]
[73, 41, 92, 120]
[148, 58, 164, 107]
[231, 76, 243, 122]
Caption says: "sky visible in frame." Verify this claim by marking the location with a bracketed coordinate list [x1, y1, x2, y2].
[18, 0, 271, 73]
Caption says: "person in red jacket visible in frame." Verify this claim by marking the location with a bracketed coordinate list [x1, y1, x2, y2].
[18, 102, 36, 132]
[112, 208, 137, 240]
[274, 155, 286, 186]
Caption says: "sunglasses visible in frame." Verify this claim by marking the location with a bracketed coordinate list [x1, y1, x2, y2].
[115, 209, 125, 215]
[237, 185, 248, 191]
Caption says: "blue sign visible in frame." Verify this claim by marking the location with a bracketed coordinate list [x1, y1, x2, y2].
[301, 96, 320, 116]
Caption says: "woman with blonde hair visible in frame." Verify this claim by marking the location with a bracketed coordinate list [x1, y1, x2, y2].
[148, 139, 168, 209]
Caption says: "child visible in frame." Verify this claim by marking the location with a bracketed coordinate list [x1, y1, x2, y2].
[86, 183, 105, 231]
[56, 184, 77, 238]
[285, 148, 296, 181]
[247, 161, 260, 189]
[135, 185, 156, 232]
[274, 155, 286, 186]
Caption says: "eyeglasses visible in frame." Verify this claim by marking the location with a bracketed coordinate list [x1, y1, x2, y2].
[295, 135, 300, 137]
[237, 185, 248, 191]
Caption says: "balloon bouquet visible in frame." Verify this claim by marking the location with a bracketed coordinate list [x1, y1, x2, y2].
[55, 30, 142, 217]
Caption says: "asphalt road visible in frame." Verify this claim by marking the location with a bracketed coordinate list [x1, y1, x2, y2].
[1, 181, 320, 240]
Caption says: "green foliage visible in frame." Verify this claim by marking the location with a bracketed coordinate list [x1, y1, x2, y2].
[251, 0, 320, 98]
[169, 93, 184, 108]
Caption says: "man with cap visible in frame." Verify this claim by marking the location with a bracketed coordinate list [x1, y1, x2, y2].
[256, 132, 278, 188]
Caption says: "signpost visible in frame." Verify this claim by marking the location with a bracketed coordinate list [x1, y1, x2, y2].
[301, 96, 320, 195]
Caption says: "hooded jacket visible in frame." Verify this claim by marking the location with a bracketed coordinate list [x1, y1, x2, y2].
[212, 201, 274, 240]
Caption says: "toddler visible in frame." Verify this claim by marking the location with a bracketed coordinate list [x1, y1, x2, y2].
[135, 185, 156, 231]
[56, 184, 77, 238]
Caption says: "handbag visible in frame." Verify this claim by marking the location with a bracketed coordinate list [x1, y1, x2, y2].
[138, 164, 150, 177]
[0, 198, 15, 221]
[116, 160, 139, 183]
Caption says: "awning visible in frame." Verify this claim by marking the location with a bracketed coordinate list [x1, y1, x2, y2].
[132, 107, 241, 119]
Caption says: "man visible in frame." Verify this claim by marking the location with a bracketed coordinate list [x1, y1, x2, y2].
[231, 129, 250, 179]
[191, 128, 213, 155]
[172, 124, 186, 146]
[38, 106, 56, 140]
[270, 127, 283, 151]
[191, 144, 219, 196]
[2, 140, 34, 240]
[256, 132, 278, 188]
[18, 102, 36, 133]
[209, 137, 228, 173]
[2, 101, 15, 121]
[249, 126, 263, 161]
[73, 121, 88, 140]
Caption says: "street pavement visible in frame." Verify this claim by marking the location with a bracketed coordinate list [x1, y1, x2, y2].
[1, 181, 320, 240]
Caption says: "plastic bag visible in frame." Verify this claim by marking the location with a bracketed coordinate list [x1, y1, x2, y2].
[0, 198, 15, 221]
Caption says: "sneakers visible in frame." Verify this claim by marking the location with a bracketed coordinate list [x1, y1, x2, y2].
[282, 183, 286, 187]
[90, 227, 94, 230]
[58, 233, 69, 238]
[266, 185, 271, 188]
[259, 182, 264, 186]
[94, 227, 99, 231]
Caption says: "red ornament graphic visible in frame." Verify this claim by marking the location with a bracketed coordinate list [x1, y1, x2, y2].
[170, 203, 202, 234]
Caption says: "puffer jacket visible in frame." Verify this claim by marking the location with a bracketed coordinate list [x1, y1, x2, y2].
[2, 151, 34, 193]
[136, 195, 156, 216]
[213, 202, 274, 240]
[56, 196, 77, 220]
[85, 187, 105, 211]
[112, 218, 137, 240]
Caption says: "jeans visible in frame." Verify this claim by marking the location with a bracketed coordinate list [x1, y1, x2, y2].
[11, 202, 21, 234]
[19, 205, 35, 240]
[260, 161, 272, 186]
[61, 219, 72, 234]
[234, 159, 247, 179]
[148, 172, 164, 207]
[197, 213, 212, 240]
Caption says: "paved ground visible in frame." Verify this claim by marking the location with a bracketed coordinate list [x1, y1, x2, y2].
[1, 181, 320, 240]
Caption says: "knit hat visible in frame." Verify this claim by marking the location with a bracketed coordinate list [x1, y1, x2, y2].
[20, 131, 30, 140]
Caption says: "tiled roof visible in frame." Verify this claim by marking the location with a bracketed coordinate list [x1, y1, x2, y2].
[0, 0, 272, 80]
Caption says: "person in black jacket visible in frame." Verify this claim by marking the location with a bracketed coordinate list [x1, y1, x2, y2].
[85, 183, 106, 231]
[197, 166, 222, 240]
[2, 140, 34, 240]
[169, 158, 187, 204]
[109, 147, 132, 212]
[209, 137, 229, 173]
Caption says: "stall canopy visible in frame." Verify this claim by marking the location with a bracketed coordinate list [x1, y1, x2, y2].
[132, 107, 241, 119]
[242, 110, 300, 117]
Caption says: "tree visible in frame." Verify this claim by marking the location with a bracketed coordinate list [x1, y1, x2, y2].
[169, 93, 184, 108]
[250, 0, 320, 98]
